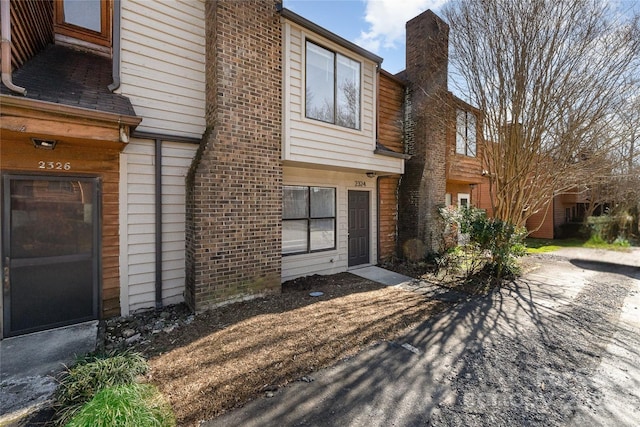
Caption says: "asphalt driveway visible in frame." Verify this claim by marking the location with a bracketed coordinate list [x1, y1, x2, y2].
[204, 247, 640, 426]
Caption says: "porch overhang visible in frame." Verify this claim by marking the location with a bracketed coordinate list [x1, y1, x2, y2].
[1, 95, 141, 147]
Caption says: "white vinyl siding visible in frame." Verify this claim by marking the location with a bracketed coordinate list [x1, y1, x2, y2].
[283, 22, 404, 174]
[119, 0, 206, 139]
[281, 166, 377, 282]
[120, 139, 197, 314]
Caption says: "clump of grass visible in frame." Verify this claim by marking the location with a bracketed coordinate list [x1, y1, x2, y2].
[54, 352, 149, 426]
[66, 383, 175, 427]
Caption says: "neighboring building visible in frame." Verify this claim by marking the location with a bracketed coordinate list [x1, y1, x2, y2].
[445, 96, 484, 210]
[1, 0, 454, 336]
[1, 0, 204, 337]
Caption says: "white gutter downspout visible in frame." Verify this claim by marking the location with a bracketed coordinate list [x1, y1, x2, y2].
[1, 0, 26, 95]
[107, 0, 121, 92]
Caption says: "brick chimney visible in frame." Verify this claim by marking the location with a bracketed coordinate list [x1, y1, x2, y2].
[398, 10, 449, 259]
[185, 0, 283, 311]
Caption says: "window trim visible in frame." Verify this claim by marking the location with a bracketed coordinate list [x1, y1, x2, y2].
[54, 0, 112, 47]
[304, 39, 362, 130]
[456, 109, 477, 157]
[282, 185, 337, 256]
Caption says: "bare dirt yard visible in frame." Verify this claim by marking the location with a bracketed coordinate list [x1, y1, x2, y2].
[104, 273, 452, 426]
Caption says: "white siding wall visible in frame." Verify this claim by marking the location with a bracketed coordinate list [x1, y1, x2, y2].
[119, 139, 197, 315]
[282, 166, 378, 282]
[119, 0, 206, 139]
[283, 22, 403, 174]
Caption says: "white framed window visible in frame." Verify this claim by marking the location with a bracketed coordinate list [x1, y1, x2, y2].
[456, 109, 477, 157]
[458, 193, 470, 208]
[283, 186, 336, 255]
[305, 41, 361, 130]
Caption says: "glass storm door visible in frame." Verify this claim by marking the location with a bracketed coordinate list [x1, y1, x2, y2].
[2, 175, 99, 337]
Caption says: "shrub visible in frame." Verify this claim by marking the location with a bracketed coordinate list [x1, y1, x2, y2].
[587, 211, 634, 243]
[66, 383, 175, 427]
[54, 352, 149, 426]
[440, 206, 526, 281]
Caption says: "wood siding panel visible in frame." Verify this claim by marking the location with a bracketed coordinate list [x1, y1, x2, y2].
[378, 176, 400, 261]
[120, 0, 206, 139]
[378, 74, 404, 153]
[0, 135, 122, 318]
[120, 139, 196, 314]
[9, 0, 53, 69]
[283, 22, 403, 174]
[527, 201, 554, 239]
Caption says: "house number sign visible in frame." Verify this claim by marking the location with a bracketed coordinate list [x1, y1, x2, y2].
[355, 181, 367, 187]
[38, 161, 72, 170]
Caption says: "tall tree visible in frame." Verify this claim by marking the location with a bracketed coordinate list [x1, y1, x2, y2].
[443, 0, 640, 228]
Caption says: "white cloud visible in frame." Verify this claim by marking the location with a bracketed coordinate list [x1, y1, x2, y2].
[355, 0, 449, 53]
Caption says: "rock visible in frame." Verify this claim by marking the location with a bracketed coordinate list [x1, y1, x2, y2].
[265, 391, 274, 398]
[122, 328, 136, 338]
[126, 333, 141, 344]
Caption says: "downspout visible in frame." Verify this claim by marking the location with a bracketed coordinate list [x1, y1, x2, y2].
[108, 0, 121, 92]
[1, 0, 26, 95]
[154, 138, 163, 309]
[376, 176, 381, 264]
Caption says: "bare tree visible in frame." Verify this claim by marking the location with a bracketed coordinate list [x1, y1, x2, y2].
[443, 0, 640, 229]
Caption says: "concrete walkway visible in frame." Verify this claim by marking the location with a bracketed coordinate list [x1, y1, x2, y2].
[349, 265, 414, 286]
[0, 321, 98, 424]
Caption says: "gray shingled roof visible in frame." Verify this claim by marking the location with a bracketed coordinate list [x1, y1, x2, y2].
[1, 44, 137, 117]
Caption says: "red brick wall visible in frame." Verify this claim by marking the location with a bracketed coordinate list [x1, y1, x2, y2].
[185, 0, 282, 311]
[398, 10, 449, 258]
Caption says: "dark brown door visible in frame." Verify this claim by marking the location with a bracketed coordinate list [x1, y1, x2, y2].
[2, 175, 100, 337]
[348, 190, 369, 267]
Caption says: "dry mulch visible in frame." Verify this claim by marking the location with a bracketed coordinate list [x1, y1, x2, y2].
[130, 273, 451, 426]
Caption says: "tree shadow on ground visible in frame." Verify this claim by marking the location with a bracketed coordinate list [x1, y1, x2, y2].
[204, 255, 638, 427]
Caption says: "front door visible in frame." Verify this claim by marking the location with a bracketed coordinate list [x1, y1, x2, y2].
[2, 175, 100, 337]
[348, 190, 369, 267]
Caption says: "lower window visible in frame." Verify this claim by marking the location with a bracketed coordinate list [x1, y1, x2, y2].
[283, 186, 336, 255]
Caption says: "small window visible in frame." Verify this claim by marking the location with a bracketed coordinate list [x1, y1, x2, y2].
[456, 109, 477, 157]
[283, 186, 336, 255]
[54, 0, 111, 47]
[306, 41, 361, 130]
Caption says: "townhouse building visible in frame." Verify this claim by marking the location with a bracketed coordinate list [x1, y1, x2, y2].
[1, 0, 455, 336]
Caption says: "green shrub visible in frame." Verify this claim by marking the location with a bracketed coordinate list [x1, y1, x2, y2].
[587, 212, 634, 243]
[440, 206, 526, 281]
[54, 352, 149, 426]
[66, 383, 174, 427]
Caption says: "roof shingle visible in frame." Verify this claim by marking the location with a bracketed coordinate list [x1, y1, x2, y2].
[1, 44, 137, 117]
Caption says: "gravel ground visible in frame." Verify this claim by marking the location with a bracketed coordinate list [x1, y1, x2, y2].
[430, 266, 633, 425]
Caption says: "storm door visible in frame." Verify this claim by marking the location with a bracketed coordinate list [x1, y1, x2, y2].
[2, 175, 100, 337]
[348, 190, 370, 267]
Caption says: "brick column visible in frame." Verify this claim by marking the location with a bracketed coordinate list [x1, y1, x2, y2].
[398, 10, 449, 258]
[185, 0, 283, 311]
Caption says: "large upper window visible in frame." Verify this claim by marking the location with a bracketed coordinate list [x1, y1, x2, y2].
[306, 41, 361, 130]
[54, 0, 111, 47]
[456, 109, 477, 157]
[283, 186, 336, 255]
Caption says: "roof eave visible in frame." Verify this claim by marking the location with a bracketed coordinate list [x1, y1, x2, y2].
[277, 5, 383, 65]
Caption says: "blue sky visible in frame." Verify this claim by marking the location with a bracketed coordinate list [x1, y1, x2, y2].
[284, 0, 448, 74]
[284, 0, 640, 75]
